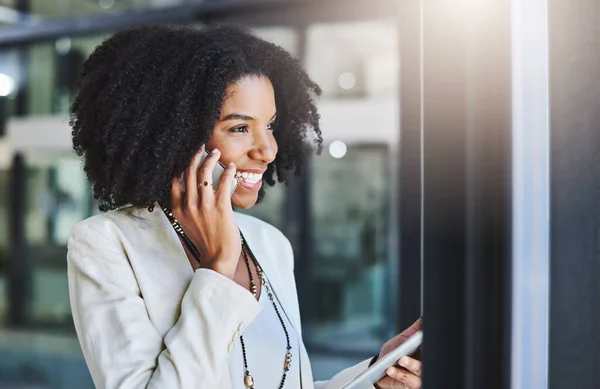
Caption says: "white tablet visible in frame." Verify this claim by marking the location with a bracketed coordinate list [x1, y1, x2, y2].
[339, 331, 423, 389]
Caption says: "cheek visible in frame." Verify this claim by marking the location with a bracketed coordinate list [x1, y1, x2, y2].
[206, 139, 244, 164]
[204, 139, 220, 154]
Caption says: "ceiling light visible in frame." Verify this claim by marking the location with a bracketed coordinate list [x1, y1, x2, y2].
[0, 73, 16, 97]
[55, 37, 72, 54]
[329, 140, 348, 159]
[338, 72, 356, 90]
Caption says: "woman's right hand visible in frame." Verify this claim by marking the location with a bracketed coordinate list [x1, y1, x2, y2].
[169, 145, 240, 279]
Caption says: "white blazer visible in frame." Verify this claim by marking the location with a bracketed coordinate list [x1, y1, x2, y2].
[67, 206, 373, 389]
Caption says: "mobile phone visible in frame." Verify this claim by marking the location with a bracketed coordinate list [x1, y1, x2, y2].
[182, 149, 238, 196]
[339, 331, 423, 389]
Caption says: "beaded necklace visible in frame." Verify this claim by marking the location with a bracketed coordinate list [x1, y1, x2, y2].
[162, 207, 292, 388]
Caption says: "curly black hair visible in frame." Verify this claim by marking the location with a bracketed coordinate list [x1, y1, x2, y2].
[70, 24, 322, 212]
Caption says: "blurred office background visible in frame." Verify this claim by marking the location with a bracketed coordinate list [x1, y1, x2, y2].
[1, 1, 599, 389]
[0, 0, 405, 387]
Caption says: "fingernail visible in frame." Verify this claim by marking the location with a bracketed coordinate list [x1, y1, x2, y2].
[400, 357, 408, 366]
[211, 148, 220, 154]
[387, 367, 395, 375]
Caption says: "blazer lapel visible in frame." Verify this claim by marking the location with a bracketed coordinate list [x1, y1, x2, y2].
[124, 206, 195, 336]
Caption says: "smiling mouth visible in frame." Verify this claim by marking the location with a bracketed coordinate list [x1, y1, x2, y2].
[235, 171, 263, 185]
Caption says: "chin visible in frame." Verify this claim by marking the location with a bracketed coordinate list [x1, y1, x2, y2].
[231, 194, 258, 210]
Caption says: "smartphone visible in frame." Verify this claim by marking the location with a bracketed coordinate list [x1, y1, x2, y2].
[339, 331, 423, 389]
[182, 149, 238, 196]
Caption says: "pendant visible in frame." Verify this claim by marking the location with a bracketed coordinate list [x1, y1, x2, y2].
[284, 351, 292, 371]
[244, 373, 255, 388]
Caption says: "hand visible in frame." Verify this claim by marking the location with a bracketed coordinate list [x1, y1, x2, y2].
[169, 146, 240, 279]
[376, 318, 423, 389]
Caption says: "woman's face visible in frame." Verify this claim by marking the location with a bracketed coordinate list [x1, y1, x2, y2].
[206, 75, 278, 210]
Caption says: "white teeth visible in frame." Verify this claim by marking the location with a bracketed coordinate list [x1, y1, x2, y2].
[236, 171, 262, 184]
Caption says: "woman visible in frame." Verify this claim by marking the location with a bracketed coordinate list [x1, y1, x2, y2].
[67, 24, 422, 389]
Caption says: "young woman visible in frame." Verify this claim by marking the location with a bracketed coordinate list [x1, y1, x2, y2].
[67, 24, 422, 389]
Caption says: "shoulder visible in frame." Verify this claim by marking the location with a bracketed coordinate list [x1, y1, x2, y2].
[70, 206, 125, 235]
[66, 207, 151, 295]
[68, 206, 153, 252]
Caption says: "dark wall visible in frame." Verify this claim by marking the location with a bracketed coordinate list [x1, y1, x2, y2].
[549, 0, 600, 388]
[420, 1, 512, 389]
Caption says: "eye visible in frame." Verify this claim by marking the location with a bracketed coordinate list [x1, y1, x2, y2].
[267, 122, 275, 131]
[229, 125, 249, 133]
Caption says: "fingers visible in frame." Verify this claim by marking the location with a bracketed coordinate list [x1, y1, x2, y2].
[398, 356, 422, 377]
[216, 162, 237, 205]
[386, 366, 422, 389]
[374, 376, 393, 389]
[196, 148, 221, 199]
[184, 145, 205, 208]
[170, 176, 184, 211]
[182, 146, 233, 211]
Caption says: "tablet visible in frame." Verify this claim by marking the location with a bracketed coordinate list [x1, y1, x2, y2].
[339, 331, 423, 389]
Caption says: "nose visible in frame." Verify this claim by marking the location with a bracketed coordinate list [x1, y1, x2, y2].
[249, 127, 277, 164]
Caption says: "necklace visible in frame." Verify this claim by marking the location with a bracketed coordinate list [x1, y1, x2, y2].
[162, 207, 292, 388]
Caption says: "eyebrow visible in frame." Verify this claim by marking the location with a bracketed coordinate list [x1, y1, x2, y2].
[220, 112, 277, 122]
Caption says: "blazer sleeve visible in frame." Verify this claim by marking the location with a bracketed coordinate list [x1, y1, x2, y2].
[67, 222, 261, 389]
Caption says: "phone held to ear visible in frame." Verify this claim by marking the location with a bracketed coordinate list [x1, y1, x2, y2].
[338, 331, 423, 389]
[182, 149, 238, 196]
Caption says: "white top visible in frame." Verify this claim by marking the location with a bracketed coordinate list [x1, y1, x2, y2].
[228, 285, 301, 389]
[66, 206, 373, 389]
